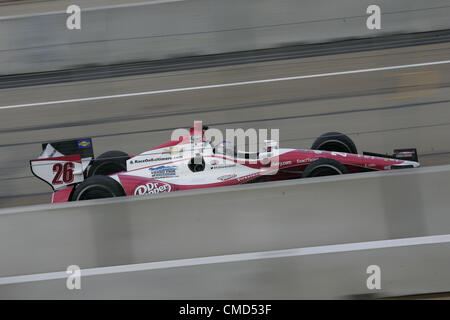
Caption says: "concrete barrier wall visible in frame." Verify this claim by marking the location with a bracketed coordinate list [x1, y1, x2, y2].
[2, 237, 450, 299]
[1, 165, 450, 279]
[1, 0, 450, 74]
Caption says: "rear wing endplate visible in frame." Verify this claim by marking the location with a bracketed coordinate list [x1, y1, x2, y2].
[30, 138, 94, 191]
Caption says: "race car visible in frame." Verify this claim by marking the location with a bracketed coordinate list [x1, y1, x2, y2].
[30, 122, 419, 203]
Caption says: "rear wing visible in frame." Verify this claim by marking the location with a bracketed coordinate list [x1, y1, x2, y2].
[363, 148, 418, 162]
[30, 138, 94, 191]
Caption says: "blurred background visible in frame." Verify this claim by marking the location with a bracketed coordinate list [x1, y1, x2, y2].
[0, 0, 449, 208]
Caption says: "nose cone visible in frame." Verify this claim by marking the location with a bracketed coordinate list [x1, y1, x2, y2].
[406, 160, 420, 168]
[395, 160, 420, 168]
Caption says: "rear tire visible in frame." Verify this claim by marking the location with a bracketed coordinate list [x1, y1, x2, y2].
[311, 132, 357, 154]
[87, 150, 129, 177]
[303, 158, 348, 178]
[71, 175, 125, 201]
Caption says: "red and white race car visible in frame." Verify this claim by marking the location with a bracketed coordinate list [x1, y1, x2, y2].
[30, 123, 419, 203]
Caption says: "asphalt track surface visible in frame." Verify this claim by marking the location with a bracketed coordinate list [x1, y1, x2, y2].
[1, 39, 450, 208]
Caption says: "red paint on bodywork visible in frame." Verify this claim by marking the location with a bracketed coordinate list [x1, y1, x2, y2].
[118, 175, 178, 196]
[31, 155, 81, 163]
[51, 185, 75, 203]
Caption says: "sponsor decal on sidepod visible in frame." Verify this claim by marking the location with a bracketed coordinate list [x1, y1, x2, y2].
[149, 165, 177, 178]
[217, 174, 237, 181]
[210, 163, 236, 170]
[134, 182, 172, 195]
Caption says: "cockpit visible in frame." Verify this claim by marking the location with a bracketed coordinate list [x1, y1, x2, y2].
[212, 140, 260, 160]
[213, 140, 237, 157]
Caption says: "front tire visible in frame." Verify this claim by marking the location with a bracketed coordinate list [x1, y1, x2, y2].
[303, 158, 348, 178]
[311, 132, 357, 154]
[71, 175, 125, 201]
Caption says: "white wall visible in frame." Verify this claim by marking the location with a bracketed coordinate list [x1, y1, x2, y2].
[1, 0, 450, 74]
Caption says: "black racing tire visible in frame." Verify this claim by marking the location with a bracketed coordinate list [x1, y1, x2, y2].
[311, 132, 357, 154]
[71, 175, 125, 201]
[87, 150, 130, 177]
[303, 158, 348, 178]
